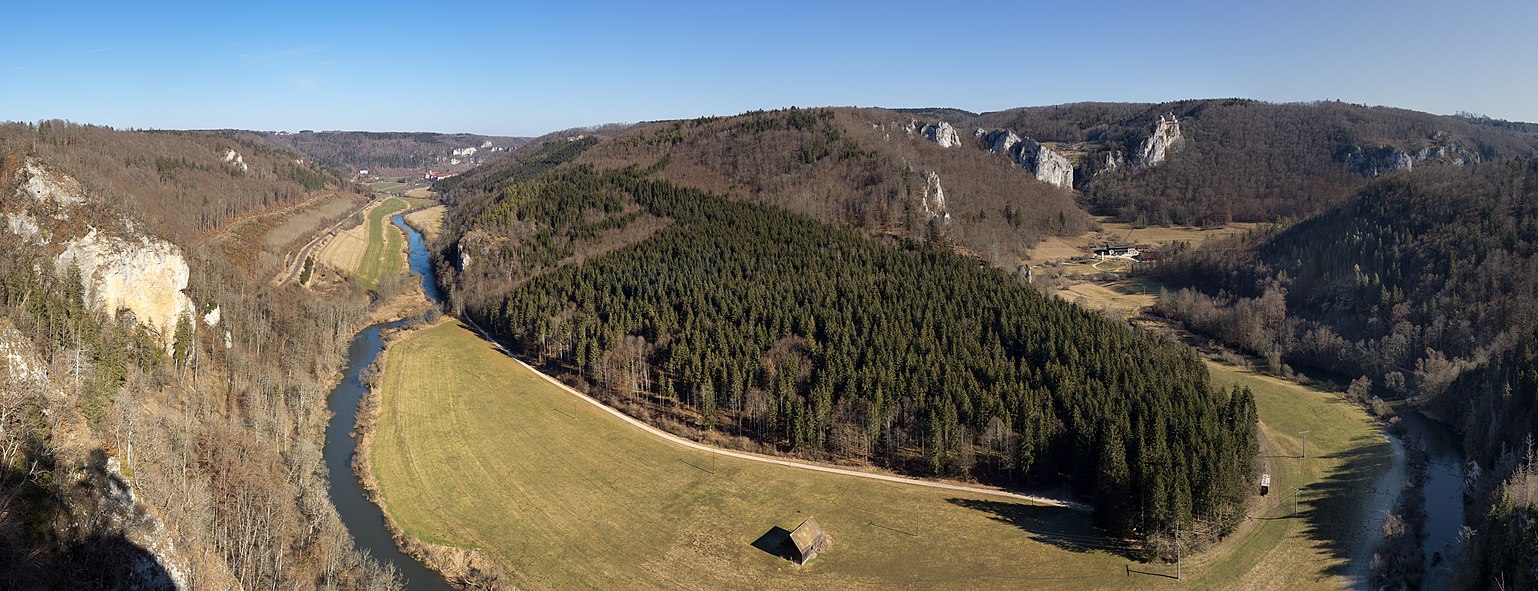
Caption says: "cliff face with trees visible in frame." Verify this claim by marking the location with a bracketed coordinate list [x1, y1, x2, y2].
[1151, 159, 1538, 585]
[0, 123, 399, 589]
[966, 100, 1538, 226]
[570, 107, 1094, 268]
[434, 127, 1258, 543]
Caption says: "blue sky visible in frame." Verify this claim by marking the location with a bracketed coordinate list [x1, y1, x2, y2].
[3, 0, 1533, 136]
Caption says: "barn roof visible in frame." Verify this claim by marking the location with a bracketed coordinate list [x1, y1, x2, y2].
[787, 516, 825, 555]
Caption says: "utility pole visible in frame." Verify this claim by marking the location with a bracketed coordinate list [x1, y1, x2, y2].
[1299, 430, 1311, 459]
[1294, 487, 1302, 517]
[1175, 520, 1181, 580]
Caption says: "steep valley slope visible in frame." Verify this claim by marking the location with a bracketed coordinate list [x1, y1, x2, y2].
[0, 121, 401, 589]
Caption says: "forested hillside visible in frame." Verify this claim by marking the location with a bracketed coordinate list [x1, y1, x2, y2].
[570, 107, 1094, 267]
[0, 122, 398, 589]
[435, 148, 1258, 541]
[2, 123, 345, 246]
[220, 129, 528, 176]
[1151, 158, 1538, 584]
[967, 100, 1538, 226]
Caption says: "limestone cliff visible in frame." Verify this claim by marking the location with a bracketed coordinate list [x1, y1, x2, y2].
[1102, 150, 1127, 173]
[1342, 136, 1482, 176]
[56, 228, 195, 344]
[221, 148, 248, 173]
[1137, 115, 1182, 166]
[921, 121, 961, 148]
[919, 170, 950, 222]
[6, 161, 195, 347]
[979, 129, 1074, 189]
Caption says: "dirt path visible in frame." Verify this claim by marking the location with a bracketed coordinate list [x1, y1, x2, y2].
[459, 319, 1089, 512]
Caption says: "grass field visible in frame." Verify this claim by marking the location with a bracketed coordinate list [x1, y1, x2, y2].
[353, 197, 410, 290]
[402, 205, 446, 243]
[370, 322, 1399, 590]
[1187, 362, 1401, 590]
[370, 181, 409, 193]
[1054, 278, 1158, 321]
[1026, 218, 1258, 266]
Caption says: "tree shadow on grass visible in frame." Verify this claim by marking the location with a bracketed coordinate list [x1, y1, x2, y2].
[946, 498, 1137, 559]
[1292, 437, 1401, 582]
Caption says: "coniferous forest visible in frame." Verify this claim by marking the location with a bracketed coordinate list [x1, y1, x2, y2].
[438, 156, 1259, 539]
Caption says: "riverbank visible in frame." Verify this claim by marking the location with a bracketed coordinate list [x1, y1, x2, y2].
[323, 215, 456, 591]
[352, 317, 509, 590]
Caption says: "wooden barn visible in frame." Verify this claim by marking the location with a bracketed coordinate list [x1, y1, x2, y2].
[781, 516, 828, 565]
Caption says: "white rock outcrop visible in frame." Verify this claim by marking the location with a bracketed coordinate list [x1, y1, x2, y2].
[921, 121, 961, 148]
[0, 322, 49, 387]
[220, 149, 248, 173]
[1017, 137, 1074, 189]
[1342, 140, 1481, 176]
[919, 170, 950, 222]
[1103, 150, 1127, 173]
[980, 130, 1074, 189]
[17, 159, 87, 208]
[6, 211, 43, 243]
[1137, 115, 1182, 166]
[56, 228, 194, 345]
[202, 305, 220, 328]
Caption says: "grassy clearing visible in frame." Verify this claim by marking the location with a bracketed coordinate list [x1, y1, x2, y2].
[1054, 278, 1158, 321]
[1026, 218, 1257, 266]
[217, 192, 367, 273]
[370, 181, 409, 193]
[1096, 221, 1256, 247]
[371, 323, 1398, 590]
[373, 323, 1129, 590]
[314, 217, 369, 275]
[1187, 362, 1399, 590]
[355, 197, 411, 290]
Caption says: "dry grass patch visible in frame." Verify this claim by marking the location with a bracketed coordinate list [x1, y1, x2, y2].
[1027, 218, 1258, 266]
[1056, 279, 1159, 320]
[314, 197, 420, 290]
[263, 192, 365, 253]
[402, 205, 445, 243]
[315, 214, 372, 275]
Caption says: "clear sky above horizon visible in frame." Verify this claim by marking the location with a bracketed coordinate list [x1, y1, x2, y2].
[4, 0, 1534, 137]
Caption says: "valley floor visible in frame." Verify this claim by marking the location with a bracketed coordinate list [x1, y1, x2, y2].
[368, 321, 1398, 590]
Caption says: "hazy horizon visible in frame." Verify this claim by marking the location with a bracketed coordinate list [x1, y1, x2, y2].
[4, 0, 1534, 136]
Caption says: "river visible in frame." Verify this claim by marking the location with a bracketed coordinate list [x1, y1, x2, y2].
[322, 214, 453, 591]
[1395, 406, 1467, 589]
